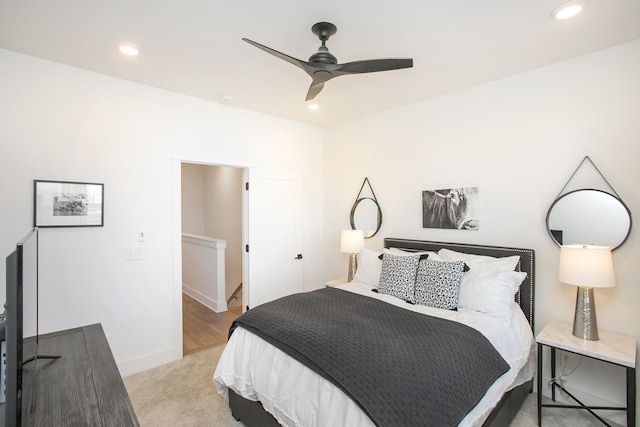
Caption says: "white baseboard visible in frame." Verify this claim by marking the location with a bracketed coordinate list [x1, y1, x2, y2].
[118, 285, 227, 377]
[182, 284, 227, 313]
[118, 346, 181, 377]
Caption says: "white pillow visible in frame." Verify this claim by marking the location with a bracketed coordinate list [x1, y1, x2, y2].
[352, 247, 444, 288]
[352, 248, 382, 287]
[386, 247, 443, 261]
[438, 248, 519, 271]
[438, 248, 524, 325]
[457, 269, 527, 326]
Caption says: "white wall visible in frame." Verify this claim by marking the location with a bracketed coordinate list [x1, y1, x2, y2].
[0, 48, 325, 375]
[203, 165, 243, 298]
[323, 39, 640, 423]
[180, 163, 207, 236]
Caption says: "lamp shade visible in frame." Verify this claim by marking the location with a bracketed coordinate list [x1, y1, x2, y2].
[340, 230, 364, 253]
[558, 244, 615, 288]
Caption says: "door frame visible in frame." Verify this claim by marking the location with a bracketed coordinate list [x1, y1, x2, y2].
[171, 158, 303, 359]
[171, 158, 248, 359]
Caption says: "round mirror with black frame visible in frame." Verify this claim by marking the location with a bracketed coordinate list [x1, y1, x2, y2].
[546, 188, 632, 250]
[350, 197, 382, 238]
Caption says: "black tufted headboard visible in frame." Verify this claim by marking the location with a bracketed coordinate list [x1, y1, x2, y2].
[383, 238, 535, 331]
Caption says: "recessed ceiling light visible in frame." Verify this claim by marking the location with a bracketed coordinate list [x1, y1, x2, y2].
[119, 45, 139, 56]
[551, 0, 587, 19]
[308, 103, 319, 111]
[221, 94, 234, 101]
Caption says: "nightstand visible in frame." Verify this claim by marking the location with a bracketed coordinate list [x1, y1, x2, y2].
[325, 278, 348, 288]
[536, 320, 636, 426]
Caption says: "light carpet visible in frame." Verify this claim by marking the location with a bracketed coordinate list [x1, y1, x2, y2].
[124, 345, 615, 426]
[124, 345, 239, 426]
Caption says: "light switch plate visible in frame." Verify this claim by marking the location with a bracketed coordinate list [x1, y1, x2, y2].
[125, 247, 145, 261]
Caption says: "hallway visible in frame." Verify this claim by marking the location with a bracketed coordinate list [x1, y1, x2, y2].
[182, 293, 241, 356]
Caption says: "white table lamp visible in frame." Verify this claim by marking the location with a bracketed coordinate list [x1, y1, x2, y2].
[558, 244, 615, 341]
[340, 230, 364, 282]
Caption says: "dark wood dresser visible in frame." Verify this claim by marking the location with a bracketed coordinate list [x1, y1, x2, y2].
[21, 323, 138, 426]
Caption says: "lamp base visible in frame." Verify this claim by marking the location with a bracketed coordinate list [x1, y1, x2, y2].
[347, 253, 358, 282]
[572, 286, 599, 341]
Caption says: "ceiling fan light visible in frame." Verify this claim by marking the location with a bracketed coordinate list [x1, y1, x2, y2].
[551, 1, 587, 19]
[308, 103, 320, 111]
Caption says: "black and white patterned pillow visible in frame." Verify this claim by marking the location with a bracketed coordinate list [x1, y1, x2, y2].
[377, 253, 420, 303]
[414, 259, 466, 310]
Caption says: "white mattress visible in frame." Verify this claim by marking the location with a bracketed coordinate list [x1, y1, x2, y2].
[214, 281, 535, 427]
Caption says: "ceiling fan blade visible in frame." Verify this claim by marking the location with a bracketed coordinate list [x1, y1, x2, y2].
[242, 38, 307, 71]
[305, 81, 325, 101]
[305, 70, 337, 100]
[337, 58, 413, 75]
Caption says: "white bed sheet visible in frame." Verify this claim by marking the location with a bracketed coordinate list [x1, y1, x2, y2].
[214, 281, 535, 427]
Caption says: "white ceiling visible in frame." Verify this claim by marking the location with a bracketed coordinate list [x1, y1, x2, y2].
[1, 1, 639, 127]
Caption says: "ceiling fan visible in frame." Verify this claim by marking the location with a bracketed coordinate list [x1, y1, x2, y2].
[242, 22, 413, 101]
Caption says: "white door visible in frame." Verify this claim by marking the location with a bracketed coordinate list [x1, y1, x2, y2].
[243, 168, 303, 310]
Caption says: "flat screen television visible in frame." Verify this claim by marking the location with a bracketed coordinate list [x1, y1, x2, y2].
[2, 248, 21, 427]
[1, 228, 57, 427]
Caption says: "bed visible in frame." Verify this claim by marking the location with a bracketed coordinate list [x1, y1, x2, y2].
[214, 238, 535, 426]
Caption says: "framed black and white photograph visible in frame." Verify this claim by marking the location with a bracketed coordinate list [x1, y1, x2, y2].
[422, 187, 479, 230]
[34, 180, 104, 227]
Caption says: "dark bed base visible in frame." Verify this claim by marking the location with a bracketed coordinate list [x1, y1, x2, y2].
[481, 379, 533, 426]
[229, 389, 281, 427]
[228, 238, 535, 427]
[229, 380, 533, 427]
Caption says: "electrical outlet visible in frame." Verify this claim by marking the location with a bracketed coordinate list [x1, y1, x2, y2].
[125, 247, 145, 261]
[138, 231, 146, 242]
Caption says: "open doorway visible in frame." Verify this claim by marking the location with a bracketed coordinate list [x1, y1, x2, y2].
[180, 162, 243, 355]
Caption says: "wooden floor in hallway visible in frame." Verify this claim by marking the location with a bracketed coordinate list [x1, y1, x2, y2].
[182, 292, 242, 356]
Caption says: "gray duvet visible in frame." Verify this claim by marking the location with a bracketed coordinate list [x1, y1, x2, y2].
[230, 287, 509, 427]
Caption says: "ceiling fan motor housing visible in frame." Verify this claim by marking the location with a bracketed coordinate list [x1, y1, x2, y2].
[309, 47, 337, 64]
